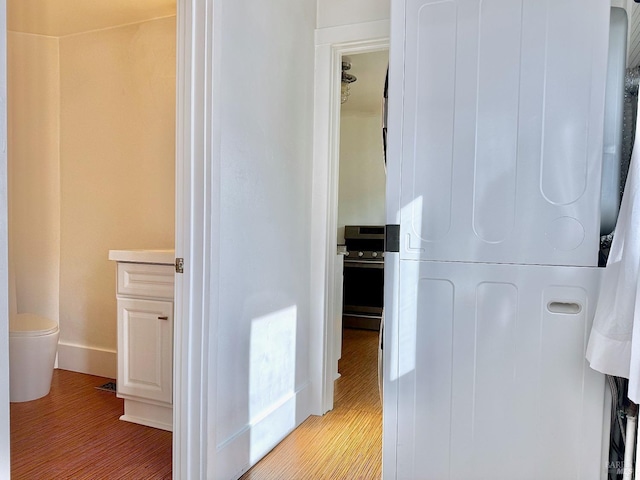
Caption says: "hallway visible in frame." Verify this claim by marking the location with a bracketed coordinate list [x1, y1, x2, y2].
[241, 327, 382, 479]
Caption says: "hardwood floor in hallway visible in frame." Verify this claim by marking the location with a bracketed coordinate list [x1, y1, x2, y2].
[10, 328, 380, 479]
[10, 370, 172, 479]
[240, 327, 383, 480]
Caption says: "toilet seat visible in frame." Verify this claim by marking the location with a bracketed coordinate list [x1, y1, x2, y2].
[9, 313, 59, 337]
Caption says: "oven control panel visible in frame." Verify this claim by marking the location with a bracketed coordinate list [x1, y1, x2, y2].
[344, 250, 385, 260]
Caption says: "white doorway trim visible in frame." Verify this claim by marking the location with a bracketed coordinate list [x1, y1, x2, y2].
[173, 0, 218, 477]
[0, 1, 9, 477]
[0, 0, 211, 477]
[310, 20, 390, 415]
[0, 0, 207, 477]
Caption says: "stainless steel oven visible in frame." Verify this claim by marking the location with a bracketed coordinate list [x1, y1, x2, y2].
[342, 225, 384, 330]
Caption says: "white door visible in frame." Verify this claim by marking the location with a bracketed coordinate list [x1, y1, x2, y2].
[384, 1, 611, 478]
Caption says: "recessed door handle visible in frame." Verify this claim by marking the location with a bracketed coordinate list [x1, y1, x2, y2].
[158, 316, 169, 321]
[547, 302, 582, 314]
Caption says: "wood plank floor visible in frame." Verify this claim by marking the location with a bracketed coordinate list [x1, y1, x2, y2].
[240, 327, 382, 480]
[10, 370, 172, 479]
[10, 328, 380, 480]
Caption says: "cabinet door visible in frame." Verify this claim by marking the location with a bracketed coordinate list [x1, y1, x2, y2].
[117, 298, 173, 404]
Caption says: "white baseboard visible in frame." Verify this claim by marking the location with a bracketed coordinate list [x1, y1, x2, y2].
[57, 342, 117, 379]
[121, 398, 173, 432]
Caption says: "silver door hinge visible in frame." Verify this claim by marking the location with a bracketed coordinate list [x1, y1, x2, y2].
[175, 257, 184, 274]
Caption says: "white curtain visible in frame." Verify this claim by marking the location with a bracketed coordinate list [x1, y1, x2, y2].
[587, 104, 640, 402]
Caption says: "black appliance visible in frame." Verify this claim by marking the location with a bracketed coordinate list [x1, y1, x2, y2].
[342, 225, 384, 330]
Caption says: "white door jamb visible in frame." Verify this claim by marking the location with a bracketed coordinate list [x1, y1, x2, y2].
[311, 20, 390, 415]
[174, 0, 220, 477]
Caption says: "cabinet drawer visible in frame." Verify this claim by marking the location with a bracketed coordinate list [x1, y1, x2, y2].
[117, 263, 174, 299]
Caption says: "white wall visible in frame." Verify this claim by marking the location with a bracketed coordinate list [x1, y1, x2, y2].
[337, 111, 386, 243]
[209, 0, 316, 477]
[317, 0, 389, 28]
[318, 1, 636, 61]
[8, 32, 60, 324]
[57, 17, 175, 375]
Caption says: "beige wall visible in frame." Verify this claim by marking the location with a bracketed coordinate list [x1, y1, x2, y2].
[8, 16, 176, 376]
[337, 111, 386, 244]
[58, 17, 175, 364]
[8, 32, 61, 322]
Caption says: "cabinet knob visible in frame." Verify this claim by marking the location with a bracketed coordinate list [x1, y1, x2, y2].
[158, 316, 169, 321]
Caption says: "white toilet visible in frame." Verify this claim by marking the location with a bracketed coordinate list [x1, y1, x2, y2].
[8, 274, 60, 403]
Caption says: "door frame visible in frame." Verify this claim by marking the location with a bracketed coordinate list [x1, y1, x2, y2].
[311, 20, 389, 414]
[0, 1, 9, 477]
[173, 0, 218, 477]
[0, 0, 212, 477]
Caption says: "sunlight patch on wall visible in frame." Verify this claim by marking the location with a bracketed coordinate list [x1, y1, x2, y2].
[249, 305, 298, 463]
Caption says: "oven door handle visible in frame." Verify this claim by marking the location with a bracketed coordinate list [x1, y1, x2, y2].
[344, 260, 384, 269]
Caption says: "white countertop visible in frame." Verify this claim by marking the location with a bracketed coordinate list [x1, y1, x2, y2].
[108, 249, 175, 265]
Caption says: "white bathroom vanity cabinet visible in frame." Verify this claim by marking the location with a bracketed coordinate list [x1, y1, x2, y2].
[108, 250, 175, 431]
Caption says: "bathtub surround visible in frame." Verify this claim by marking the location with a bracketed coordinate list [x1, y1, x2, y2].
[8, 14, 176, 378]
